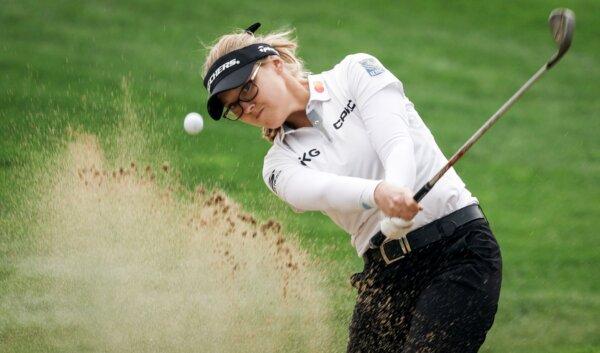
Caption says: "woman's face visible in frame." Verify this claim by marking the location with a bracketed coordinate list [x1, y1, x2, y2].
[218, 58, 290, 129]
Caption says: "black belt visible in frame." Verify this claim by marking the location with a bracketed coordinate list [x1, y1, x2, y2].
[364, 204, 485, 265]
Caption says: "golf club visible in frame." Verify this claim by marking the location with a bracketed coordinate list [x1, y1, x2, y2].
[372, 8, 575, 248]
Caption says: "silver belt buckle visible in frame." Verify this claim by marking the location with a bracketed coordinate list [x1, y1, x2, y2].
[380, 235, 412, 265]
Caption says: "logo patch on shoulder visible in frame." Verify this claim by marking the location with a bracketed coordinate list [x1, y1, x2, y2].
[359, 58, 385, 77]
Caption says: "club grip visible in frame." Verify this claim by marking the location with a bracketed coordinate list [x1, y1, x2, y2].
[369, 182, 432, 249]
[413, 182, 432, 202]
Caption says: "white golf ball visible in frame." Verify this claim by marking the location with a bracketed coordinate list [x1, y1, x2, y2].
[184, 112, 204, 135]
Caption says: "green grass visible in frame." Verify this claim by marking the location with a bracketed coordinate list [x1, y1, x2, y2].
[1, 0, 599, 352]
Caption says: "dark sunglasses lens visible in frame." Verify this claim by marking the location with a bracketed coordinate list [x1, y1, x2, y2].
[223, 104, 243, 120]
[239, 82, 258, 102]
[233, 104, 244, 118]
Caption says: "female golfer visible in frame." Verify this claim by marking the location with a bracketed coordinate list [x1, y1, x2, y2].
[202, 23, 502, 353]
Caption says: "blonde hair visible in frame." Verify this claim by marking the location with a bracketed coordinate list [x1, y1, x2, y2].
[202, 27, 309, 142]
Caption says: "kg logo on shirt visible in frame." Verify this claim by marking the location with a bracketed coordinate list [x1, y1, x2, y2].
[298, 148, 320, 166]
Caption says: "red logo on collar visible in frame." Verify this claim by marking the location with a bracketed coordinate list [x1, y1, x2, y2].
[314, 81, 325, 93]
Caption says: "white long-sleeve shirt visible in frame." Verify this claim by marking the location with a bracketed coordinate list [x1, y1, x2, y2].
[262, 53, 477, 256]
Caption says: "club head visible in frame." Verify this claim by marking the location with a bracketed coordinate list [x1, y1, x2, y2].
[547, 8, 575, 68]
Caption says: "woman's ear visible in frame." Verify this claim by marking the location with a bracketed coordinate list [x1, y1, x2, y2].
[272, 57, 284, 74]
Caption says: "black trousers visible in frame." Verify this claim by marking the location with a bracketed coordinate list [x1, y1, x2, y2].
[347, 218, 502, 353]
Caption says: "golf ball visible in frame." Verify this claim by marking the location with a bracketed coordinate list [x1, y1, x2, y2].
[184, 112, 204, 135]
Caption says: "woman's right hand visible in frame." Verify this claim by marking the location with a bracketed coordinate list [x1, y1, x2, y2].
[374, 181, 422, 220]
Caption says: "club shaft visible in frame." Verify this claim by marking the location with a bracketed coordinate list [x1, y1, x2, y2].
[413, 63, 549, 202]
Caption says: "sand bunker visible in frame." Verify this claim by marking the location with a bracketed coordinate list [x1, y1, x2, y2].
[6, 134, 333, 352]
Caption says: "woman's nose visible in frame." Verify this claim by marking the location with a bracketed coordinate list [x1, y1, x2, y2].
[240, 101, 256, 115]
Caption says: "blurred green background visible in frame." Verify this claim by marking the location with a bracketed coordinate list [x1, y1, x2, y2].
[1, 0, 599, 352]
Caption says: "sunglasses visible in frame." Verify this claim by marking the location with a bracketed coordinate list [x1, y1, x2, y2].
[222, 62, 262, 121]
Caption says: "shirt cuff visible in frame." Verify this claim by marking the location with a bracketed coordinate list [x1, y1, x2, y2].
[359, 179, 382, 210]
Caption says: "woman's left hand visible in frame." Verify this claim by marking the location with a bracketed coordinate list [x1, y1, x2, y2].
[374, 181, 422, 220]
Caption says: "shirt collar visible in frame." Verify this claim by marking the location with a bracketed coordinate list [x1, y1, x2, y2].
[277, 74, 331, 142]
[306, 74, 331, 113]
[282, 123, 294, 134]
